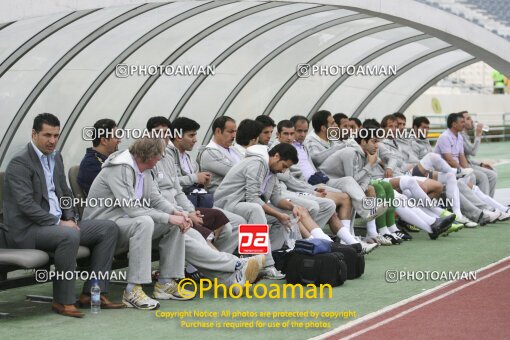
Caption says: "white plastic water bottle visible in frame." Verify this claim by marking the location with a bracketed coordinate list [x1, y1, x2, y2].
[90, 279, 101, 314]
[285, 217, 300, 250]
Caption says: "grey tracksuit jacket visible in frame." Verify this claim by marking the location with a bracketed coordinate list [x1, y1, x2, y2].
[461, 131, 482, 166]
[331, 143, 383, 191]
[153, 144, 197, 213]
[197, 140, 243, 193]
[378, 138, 409, 176]
[83, 150, 176, 223]
[214, 145, 284, 212]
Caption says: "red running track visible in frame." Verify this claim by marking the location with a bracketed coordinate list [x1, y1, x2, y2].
[323, 258, 510, 340]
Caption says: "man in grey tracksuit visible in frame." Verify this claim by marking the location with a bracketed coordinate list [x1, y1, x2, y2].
[154, 116, 246, 253]
[154, 141, 239, 254]
[153, 142, 262, 284]
[460, 111, 497, 197]
[83, 138, 192, 310]
[214, 145, 290, 254]
[269, 139, 336, 230]
[197, 116, 242, 193]
[215, 143, 318, 276]
[303, 112, 379, 220]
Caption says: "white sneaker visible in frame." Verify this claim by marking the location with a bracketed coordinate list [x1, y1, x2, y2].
[123, 285, 160, 310]
[153, 279, 194, 300]
[365, 234, 392, 246]
[455, 215, 478, 227]
[260, 265, 285, 280]
[229, 255, 265, 295]
[455, 215, 469, 224]
[483, 209, 501, 223]
[464, 220, 478, 228]
[360, 242, 378, 255]
[497, 211, 510, 221]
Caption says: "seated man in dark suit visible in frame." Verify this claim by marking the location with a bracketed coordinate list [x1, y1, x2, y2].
[77, 119, 121, 194]
[3, 113, 123, 318]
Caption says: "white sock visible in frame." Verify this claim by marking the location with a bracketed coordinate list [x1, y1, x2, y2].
[341, 220, 352, 235]
[420, 153, 456, 174]
[310, 228, 333, 242]
[379, 226, 390, 235]
[399, 176, 443, 215]
[337, 228, 358, 245]
[395, 206, 433, 233]
[366, 220, 378, 237]
[388, 224, 399, 233]
[438, 172, 462, 217]
[420, 206, 439, 218]
[126, 283, 136, 292]
[472, 185, 508, 212]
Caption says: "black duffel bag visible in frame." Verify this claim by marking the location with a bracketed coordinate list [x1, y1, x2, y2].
[283, 251, 347, 287]
[330, 243, 365, 280]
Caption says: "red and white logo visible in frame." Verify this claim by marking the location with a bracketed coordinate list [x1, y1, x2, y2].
[238, 224, 269, 254]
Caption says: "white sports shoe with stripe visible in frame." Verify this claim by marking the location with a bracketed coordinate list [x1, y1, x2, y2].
[123, 285, 160, 310]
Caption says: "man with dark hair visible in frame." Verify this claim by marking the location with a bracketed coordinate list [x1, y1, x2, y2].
[333, 113, 349, 129]
[272, 119, 378, 253]
[146, 121, 264, 292]
[168, 117, 211, 192]
[255, 115, 276, 145]
[387, 114, 477, 229]
[436, 113, 509, 221]
[289, 115, 308, 126]
[146, 116, 172, 131]
[78, 119, 121, 194]
[303, 111, 382, 224]
[340, 126, 455, 240]
[276, 119, 294, 134]
[198, 116, 241, 193]
[349, 117, 362, 130]
[460, 110, 498, 198]
[392, 112, 406, 131]
[233, 119, 263, 157]
[147, 117, 245, 255]
[4, 113, 122, 318]
[412, 117, 501, 225]
[306, 110, 353, 166]
[215, 143, 336, 279]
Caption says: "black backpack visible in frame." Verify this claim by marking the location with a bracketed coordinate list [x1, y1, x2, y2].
[282, 251, 347, 287]
[330, 243, 365, 280]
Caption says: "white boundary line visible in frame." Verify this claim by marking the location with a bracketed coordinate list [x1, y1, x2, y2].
[311, 256, 510, 340]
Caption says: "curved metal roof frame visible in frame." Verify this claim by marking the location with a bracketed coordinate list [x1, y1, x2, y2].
[264, 0, 509, 74]
[0, 0, 509, 170]
[0, 3, 164, 165]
